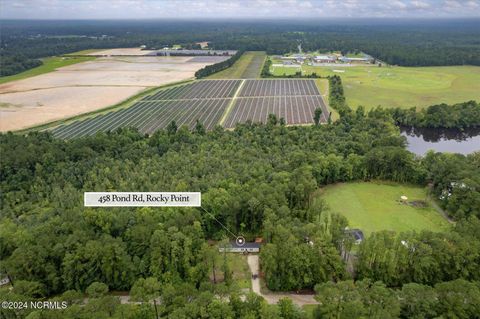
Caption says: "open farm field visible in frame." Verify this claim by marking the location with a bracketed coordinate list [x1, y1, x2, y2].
[318, 182, 450, 235]
[51, 79, 328, 138]
[271, 63, 480, 110]
[207, 51, 266, 79]
[0, 56, 225, 132]
[0, 56, 95, 85]
[63, 49, 104, 56]
[83, 47, 157, 56]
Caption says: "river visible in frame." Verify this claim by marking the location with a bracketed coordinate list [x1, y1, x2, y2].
[401, 126, 480, 156]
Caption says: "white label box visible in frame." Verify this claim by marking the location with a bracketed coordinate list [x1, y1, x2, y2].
[84, 192, 201, 207]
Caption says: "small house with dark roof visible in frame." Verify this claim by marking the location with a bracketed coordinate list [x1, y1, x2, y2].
[218, 241, 261, 253]
[345, 228, 365, 244]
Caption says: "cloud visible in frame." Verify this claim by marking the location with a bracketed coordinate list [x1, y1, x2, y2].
[1, 0, 479, 19]
[391, 1, 408, 9]
[411, 1, 430, 9]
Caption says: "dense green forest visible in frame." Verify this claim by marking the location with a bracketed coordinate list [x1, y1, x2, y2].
[1, 19, 480, 317]
[2, 19, 480, 76]
[1, 105, 479, 317]
[388, 100, 480, 129]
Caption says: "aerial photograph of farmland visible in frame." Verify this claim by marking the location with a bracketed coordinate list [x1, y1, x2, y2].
[1, 1, 480, 318]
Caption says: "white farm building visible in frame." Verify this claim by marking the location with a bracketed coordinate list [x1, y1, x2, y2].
[314, 55, 337, 63]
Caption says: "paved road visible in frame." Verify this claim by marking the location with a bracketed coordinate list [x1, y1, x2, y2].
[247, 255, 318, 306]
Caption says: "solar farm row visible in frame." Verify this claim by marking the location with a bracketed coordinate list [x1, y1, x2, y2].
[239, 79, 319, 97]
[144, 79, 241, 100]
[52, 99, 229, 139]
[51, 79, 328, 139]
[223, 95, 328, 128]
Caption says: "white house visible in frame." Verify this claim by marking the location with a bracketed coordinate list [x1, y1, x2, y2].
[218, 241, 261, 253]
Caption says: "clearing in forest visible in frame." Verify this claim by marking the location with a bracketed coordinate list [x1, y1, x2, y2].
[207, 51, 266, 79]
[318, 181, 450, 235]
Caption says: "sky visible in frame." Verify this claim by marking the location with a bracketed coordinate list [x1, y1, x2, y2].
[1, 0, 480, 20]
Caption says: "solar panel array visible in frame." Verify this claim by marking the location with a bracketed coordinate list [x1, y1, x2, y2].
[51, 79, 329, 139]
[144, 79, 241, 100]
[223, 95, 327, 128]
[223, 79, 328, 128]
[239, 79, 320, 97]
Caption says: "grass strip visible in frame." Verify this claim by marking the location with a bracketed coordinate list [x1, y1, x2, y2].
[219, 79, 245, 126]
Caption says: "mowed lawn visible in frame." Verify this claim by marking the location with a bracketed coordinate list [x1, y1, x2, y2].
[319, 182, 450, 235]
[0, 56, 95, 84]
[272, 64, 480, 110]
[208, 51, 266, 79]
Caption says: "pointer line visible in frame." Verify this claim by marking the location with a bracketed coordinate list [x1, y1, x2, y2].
[200, 206, 238, 238]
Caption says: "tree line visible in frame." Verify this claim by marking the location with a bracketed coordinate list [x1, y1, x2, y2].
[314, 278, 480, 319]
[387, 100, 480, 129]
[0, 54, 42, 77]
[2, 19, 480, 77]
[195, 50, 244, 78]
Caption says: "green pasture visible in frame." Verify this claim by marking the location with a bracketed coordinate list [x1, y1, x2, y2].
[0, 56, 95, 84]
[318, 182, 450, 235]
[271, 63, 480, 110]
[207, 51, 266, 79]
[270, 65, 301, 76]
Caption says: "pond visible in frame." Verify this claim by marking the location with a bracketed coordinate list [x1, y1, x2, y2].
[401, 126, 480, 156]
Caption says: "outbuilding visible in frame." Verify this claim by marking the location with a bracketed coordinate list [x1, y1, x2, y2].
[345, 228, 365, 244]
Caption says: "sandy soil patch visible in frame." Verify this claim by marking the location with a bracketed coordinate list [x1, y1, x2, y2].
[0, 86, 145, 131]
[0, 57, 215, 92]
[0, 56, 224, 131]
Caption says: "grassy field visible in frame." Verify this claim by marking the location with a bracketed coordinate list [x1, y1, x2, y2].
[313, 78, 339, 121]
[302, 304, 317, 318]
[317, 181, 450, 235]
[270, 64, 301, 76]
[0, 56, 95, 84]
[208, 51, 266, 79]
[214, 253, 252, 290]
[271, 63, 480, 110]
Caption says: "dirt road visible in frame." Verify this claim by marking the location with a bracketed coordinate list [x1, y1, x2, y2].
[247, 255, 318, 306]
